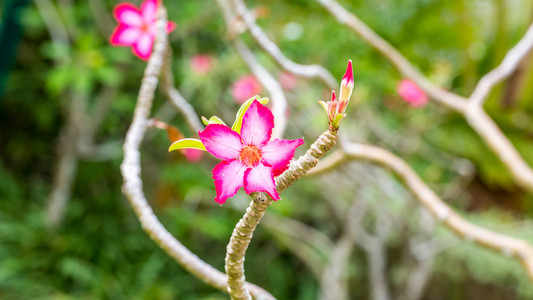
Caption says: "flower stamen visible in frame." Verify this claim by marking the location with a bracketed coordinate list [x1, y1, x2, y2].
[239, 145, 262, 167]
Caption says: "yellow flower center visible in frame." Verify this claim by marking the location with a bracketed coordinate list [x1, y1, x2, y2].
[239, 145, 262, 167]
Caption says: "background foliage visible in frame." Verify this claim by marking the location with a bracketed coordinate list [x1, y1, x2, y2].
[1, 0, 533, 299]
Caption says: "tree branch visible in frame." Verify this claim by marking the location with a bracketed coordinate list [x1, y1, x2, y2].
[230, 0, 337, 89]
[317, 0, 533, 193]
[119, 6, 274, 300]
[225, 127, 339, 299]
[313, 143, 533, 282]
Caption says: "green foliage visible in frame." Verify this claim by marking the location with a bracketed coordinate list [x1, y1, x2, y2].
[2, 0, 533, 298]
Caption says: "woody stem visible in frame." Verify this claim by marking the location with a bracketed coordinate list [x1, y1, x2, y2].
[225, 126, 339, 300]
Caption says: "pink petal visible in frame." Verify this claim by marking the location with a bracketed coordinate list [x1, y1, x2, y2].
[213, 160, 247, 204]
[110, 24, 142, 46]
[244, 163, 279, 200]
[141, 0, 158, 24]
[132, 33, 154, 60]
[114, 3, 143, 27]
[240, 100, 274, 146]
[166, 21, 176, 33]
[199, 124, 243, 160]
[261, 138, 304, 176]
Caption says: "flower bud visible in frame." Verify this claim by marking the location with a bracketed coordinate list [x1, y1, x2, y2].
[338, 60, 354, 114]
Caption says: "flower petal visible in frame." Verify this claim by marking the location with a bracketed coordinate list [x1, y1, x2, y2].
[114, 3, 143, 27]
[110, 25, 142, 46]
[213, 160, 247, 204]
[261, 138, 304, 176]
[199, 124, 243, 160]
[132, 33, 154, 60]
[244, 163, 279, 200]
[141, 0, 158, 24]
[240, 100, 274, 146]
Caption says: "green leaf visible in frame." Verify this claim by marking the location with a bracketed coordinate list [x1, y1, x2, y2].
[201, 116, 210, 126]
[231, 96, 269, 133]
[168, 138, 206, 152]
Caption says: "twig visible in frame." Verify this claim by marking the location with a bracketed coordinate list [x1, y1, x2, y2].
[216, 0, 288, 138]
[119, 6, 274, 300]
[470, 22, 533, 105]
[317, 0, 533, 193]
[313, 143, 533, 282]
[225, 127, 339, 299]
[161, 47, 204, 133]
[316, 0, 466, 111]
[230, 0, 337, 89]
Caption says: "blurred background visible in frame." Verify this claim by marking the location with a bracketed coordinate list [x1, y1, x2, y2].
[1, 0, 533, 299]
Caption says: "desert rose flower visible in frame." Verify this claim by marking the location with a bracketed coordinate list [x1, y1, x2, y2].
[231, 75, 262, 104]
[190, 54, 213, 74]
[110, 0, 176, 60]
[397, 79, 428, 107]
[199, 100, 304, 204]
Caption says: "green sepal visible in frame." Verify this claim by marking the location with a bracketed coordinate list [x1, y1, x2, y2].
[331, 114, 345, 128]
[318, 100, 328, 114]
[168, 138, 207, 152]
[202, 116, 226, 126]
[231, 96, 269, 133]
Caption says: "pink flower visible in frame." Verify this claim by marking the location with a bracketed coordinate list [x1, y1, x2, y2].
[190, 54, 213, 74]
[231, 75, 262, 104]
[183, 148, 203, 162]
[397, 79, 428, 107]
[279, 72, 297, 90]
[199, 100, 304, 204]
[110, 0, 176, 60]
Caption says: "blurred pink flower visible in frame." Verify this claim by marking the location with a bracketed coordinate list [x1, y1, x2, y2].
[110, 0, 176, 60]
[190, 54, 213, 74]
[397, 79, 428, 107]
[183, 148, 203, 162]
[231, 75, 262, 104]
[279, 72, 297, 90]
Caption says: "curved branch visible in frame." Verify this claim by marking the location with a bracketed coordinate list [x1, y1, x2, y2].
[231, 0, 337, 89]
[161, 48, 204, 133]
[316, 0, 466, 112]
[119, 6, 274, 300]
[225, 127, 339, 299]
[313, 143, 533, 282]
[470, 22, 533, 105]
[216, 0, 287, 138]
[317, 0, 533, 193]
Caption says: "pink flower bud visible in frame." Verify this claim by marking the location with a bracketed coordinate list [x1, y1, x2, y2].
[231, 75, 263, 104]
[338, 60, 353, 113]
[397, 79, 428, 107]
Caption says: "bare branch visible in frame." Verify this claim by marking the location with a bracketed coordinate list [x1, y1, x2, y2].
[464, 106, 533, 192]
[161, 48, 204, 133]
[470, 22, 533, 105]
[225, 127, 339, 299]
[119, 7, 273, 300]
[216, 0, 288, 138]
[313, 143, 533, 282]
[316, 0, 466, 111]
[317, 0, 533, 193]
[231, 0, 337, 89]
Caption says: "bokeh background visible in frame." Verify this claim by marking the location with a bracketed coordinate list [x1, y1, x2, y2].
[1, 0, 533, 299]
